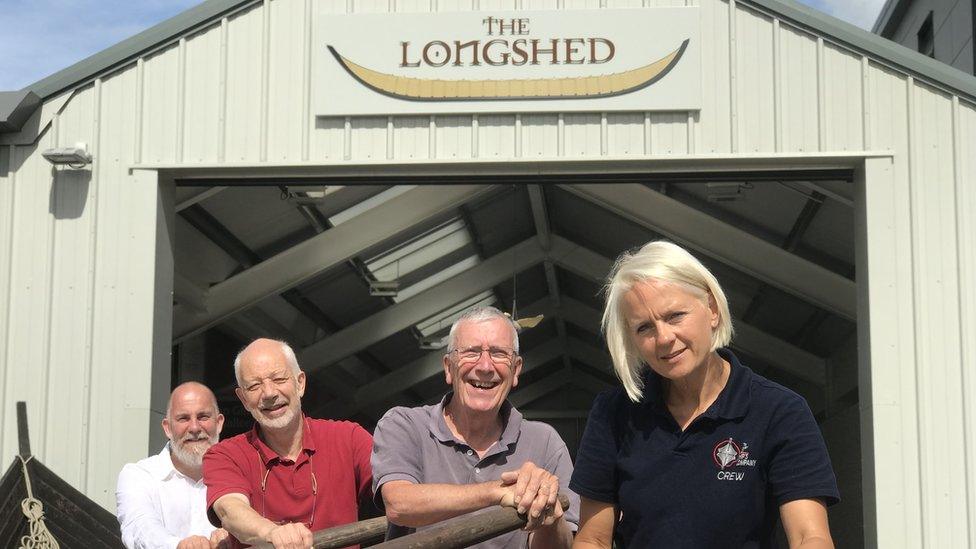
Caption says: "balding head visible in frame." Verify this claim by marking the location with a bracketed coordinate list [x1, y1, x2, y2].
[166, 381, 218, 419]
[234, 338, 300, 387]
[162, 381, 223, 471]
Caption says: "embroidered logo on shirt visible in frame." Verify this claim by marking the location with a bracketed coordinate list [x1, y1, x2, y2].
[712, 438, 756, 481]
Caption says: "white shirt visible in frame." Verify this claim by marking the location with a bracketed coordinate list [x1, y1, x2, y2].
[116, 444, 216, 549]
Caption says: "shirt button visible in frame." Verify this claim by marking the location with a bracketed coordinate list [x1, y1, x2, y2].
[475, 467, 480, 473]
[466, 449, 473, 456]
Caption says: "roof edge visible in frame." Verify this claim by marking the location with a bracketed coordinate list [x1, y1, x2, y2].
[24, 0, 257, 100]
[20, 0, 976, 106]
[746, 0, 976, 102]
[0, 91, 41, 133]
[871, 0, 908, 36]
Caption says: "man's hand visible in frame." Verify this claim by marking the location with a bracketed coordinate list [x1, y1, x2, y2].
[263, 522, 314, 549]
[176, 536, 212, 549]
[499, 461, 563, 531]
[209, 528, 230, 548]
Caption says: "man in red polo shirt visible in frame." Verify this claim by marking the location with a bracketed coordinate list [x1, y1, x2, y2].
[203, 338, 373, 549]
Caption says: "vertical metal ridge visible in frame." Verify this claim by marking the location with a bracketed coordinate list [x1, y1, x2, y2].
[39, 115, 60, 459]
[728, 0, 738, 153]
[301, 0, 312, 161]
[259, 0, 271, 162]
[387, 116, 394, 160]
[472, 115, 479, 158]
[557, 113, 565, 157]
[861, 55, 870, 150]
[134, 58, 145, 164]
[218, 18, 229, 163]
[951, 95, 976, 548]
[817, 37, 826, 152]
[686, 111, 695, 154]
[515, 115, 523, 158]
[0, 145, 18, 461]
[176, 38, 187, 164]
[772, 19, 782, 152]
[643, 112, 651, 155]
[904, 75, 929, 546]
[429, 116, 436, 159]
[344, 116, 352, 160]
[600, 113, 608, 156]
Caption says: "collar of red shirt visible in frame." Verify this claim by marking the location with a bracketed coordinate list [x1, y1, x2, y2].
[245, 414, 317, 466]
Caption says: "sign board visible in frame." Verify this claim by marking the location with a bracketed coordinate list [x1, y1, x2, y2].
[314, 8, 701, 116]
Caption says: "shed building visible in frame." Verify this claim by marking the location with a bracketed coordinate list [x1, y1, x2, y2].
[1, 1, 974, 547]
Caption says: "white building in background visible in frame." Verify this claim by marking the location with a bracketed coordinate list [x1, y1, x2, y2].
[0, 0, 974, 547]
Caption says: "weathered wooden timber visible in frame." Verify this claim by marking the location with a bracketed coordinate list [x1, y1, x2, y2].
[0, 402, 123, 548]
[371, 493, 572, 549]
[249, 516, 388, 549]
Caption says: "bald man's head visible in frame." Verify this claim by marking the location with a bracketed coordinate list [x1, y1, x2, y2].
[162, 382, 223, 469]
[233, 338, 300, 387]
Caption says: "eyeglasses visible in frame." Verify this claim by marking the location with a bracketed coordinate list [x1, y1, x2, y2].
[257, 449, 317, 529]
[451, 346, 517, 365]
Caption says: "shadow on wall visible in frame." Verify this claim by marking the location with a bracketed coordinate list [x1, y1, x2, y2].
[48, 167, 90, 219]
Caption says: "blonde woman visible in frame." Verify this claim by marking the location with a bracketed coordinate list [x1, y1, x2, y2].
[570, 241, 837, 548]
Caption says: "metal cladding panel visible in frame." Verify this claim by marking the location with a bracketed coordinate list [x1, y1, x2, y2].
[563, 114, 601, 157]
[909, 82, 968, 548]
[697, 0, 732, 153]
[225, 7, 264, 162]
[141, 45, 181, 164]
[822, 44, 864, 151]
[393, 116, 432, 161]
[268, 0, 308, 161]
[351, 117, 389, 161]
[649, 112, 690, 154]
[311, 116, 346, 160]
[522, 114, 559, 158]
[41, 85, 99, 488]
[606, 113, 644, 156]
[183, 23, 223, 163]
[957, 101, 976, 549]
[434, 115, 474, 159]
[734, 7, 775, 153]
[478, 115, 517, 158]
[2, 141, 56, 470]
[777, 25, 819, 152]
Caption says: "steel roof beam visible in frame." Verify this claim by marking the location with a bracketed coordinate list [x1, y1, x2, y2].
[173, 185, 496, 341]
[297, 236, 562, 376]
[560, 183, 856, 320]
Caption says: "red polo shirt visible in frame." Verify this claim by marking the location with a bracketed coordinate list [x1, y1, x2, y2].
[203, 416, 373, 548]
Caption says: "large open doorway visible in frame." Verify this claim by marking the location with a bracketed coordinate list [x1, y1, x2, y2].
[169, 170, 861, 545]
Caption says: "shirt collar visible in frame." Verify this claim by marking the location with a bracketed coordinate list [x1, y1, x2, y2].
[430, 392, 523, 452]
[640, 348, 751, 421]
[246, 415, 316, 466]
[151, 443, 180, 481]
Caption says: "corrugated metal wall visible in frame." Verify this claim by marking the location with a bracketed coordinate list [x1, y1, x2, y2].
[1, 0, 974, 545]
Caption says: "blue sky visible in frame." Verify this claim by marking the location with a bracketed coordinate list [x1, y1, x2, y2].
[0, 0, 887, 91]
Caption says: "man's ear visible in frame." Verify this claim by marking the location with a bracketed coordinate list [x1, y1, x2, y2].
[512, 356, 523, 388]
[215, 413, 225, 436]
[235, 387, 248, 409]
[296, 371, 307, 398]
[161, 417, 173, 441]
[443, 354, 453, 385]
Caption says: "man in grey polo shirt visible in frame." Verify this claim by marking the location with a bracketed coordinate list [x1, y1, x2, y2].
[371, 306, 578, 548]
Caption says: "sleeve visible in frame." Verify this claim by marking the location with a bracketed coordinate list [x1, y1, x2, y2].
[569, 391, 619, 504]
[202, 442, 252, 527]
[116, 463, 182, 549]
[350, 422, 375, 507]
[370, 407, 424, 508]
[766, 394, 841, 507]
[541, 426, 581, 531]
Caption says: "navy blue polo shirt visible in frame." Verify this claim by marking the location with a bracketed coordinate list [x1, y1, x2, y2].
[570, 349, 839, 548]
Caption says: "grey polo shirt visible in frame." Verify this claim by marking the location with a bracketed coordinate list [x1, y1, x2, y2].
[371, 393, 580, 548]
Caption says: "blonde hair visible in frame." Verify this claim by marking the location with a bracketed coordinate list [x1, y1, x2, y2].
[602, 241, 733, 402]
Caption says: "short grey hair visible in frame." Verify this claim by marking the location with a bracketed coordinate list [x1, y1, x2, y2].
[602, 241, 733, 403]
[233, 339, 301, 387]
[446, 305, 520, 354]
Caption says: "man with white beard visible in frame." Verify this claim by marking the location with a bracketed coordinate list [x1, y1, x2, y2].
[117, 382, 230, 549]
[203, 338, 373, 549]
